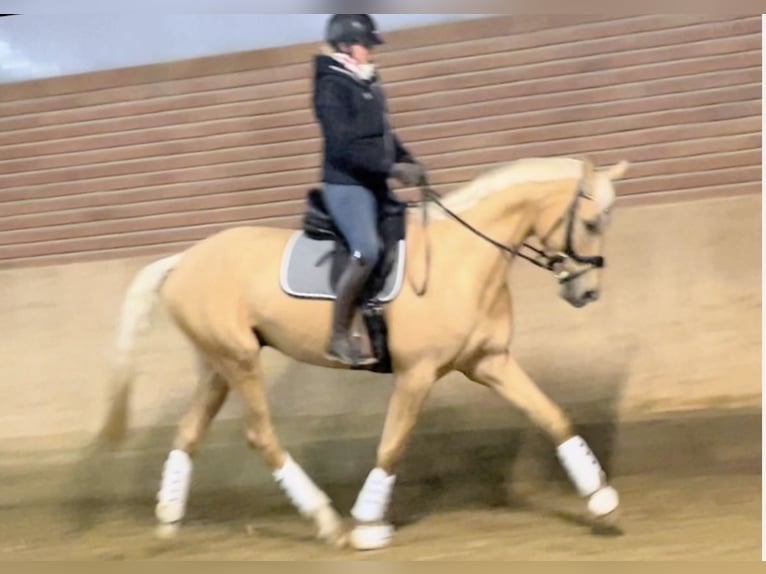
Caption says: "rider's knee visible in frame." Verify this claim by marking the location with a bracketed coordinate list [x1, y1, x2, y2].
[353, 236, 382, 267]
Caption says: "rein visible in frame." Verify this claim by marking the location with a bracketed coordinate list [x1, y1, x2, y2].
[405, 176, 604, 296]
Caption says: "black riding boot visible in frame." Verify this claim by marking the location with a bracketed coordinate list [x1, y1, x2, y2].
[325, 255, 378, 367]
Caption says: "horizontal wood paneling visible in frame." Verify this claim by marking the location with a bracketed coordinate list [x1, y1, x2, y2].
[0, 14, 760, 269]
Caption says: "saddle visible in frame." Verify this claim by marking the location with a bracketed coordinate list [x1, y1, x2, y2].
[299, 187, 406, 373]
[303, 188, 405, 294]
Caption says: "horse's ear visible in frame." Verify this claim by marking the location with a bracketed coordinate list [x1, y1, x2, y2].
[580, 158, 596, 197]
[603, 160, 630, 181]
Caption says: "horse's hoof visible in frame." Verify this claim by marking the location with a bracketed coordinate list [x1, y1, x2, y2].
[155, 500, 186, 525]
[350, 523, 394, 551]
[587, 485, 619, 518]
[330, 531, 350, 549]
[314, 506, 347, 548]
[154, 522, 181, 540]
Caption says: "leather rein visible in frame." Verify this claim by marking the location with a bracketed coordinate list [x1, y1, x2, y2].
[405, 178, 605, 296]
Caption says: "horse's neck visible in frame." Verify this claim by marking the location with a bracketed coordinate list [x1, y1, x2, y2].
[408, 188, 539, 291]
[453, 183, 538, 241]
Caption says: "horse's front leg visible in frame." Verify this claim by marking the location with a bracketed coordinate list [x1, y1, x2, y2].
[463, 351, 619, 520]
[349, 362, 436, 551]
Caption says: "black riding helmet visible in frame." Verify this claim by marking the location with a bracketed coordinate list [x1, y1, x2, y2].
[326, 14, 384, 49]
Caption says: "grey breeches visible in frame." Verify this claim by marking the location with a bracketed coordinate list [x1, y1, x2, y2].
[321, 183, 382, 267]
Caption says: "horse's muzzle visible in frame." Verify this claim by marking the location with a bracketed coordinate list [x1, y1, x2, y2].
[561, 287, 600, 308]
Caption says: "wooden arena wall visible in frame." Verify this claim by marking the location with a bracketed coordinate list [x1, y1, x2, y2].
[0, 14, 760, 270]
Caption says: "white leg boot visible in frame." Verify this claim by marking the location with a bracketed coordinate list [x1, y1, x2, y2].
[557, 435, 619, 518]
[273, 455, 345, 546]
[155, 449, 193, 538]
[350, 467, 396, 550]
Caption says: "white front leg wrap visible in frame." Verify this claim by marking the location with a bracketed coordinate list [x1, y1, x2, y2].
[273, 455, 331, 517]
[351, 468, 396, 523]
[156, 449, 193, 524]
[556, 435, 606, 497]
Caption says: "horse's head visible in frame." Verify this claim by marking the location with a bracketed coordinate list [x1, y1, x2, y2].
[532, 159, 629, 309]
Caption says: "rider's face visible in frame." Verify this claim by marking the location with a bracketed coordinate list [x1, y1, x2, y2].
[349, 43, 372, 64]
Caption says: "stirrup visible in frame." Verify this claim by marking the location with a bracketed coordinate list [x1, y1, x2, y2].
[324, 349, 378, 367]
[324, 337, 377, 367]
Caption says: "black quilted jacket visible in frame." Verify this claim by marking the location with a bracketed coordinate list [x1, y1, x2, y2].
[312, 54, 414, 196]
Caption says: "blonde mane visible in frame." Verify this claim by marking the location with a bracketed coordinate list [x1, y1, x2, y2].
[422, 157, 587, 220]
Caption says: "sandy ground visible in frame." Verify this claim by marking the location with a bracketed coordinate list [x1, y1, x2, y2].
[0, 461, 759, 561]
[0, 407, 760, 561]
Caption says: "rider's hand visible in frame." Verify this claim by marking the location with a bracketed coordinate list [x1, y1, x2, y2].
[391, 162, 427, 187]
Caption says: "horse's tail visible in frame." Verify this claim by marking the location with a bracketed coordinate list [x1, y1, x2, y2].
[96, 252, 183, 448]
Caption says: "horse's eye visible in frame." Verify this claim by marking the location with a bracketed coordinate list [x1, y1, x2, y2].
[584, 220, 600, 235]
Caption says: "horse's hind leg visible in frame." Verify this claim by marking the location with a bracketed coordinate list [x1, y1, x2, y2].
[464, 351, 620, 520]
[211, 348, 346, 547]
[155, 353, 229, 537]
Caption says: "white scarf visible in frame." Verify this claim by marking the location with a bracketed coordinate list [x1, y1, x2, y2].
[330, 52, 377, 82]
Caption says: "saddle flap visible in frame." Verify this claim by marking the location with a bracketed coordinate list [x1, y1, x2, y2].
[280, 232, 406, 305]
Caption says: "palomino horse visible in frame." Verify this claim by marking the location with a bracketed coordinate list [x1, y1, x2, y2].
[98, 156, 630, 550]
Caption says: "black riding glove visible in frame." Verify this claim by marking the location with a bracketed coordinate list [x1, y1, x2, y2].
[391, 162, 427, 187]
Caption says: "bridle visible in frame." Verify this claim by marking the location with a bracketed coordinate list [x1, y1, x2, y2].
[406, 177, 606, 296]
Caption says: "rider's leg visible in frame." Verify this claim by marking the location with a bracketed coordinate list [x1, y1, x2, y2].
[321, 184, 382, 366]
